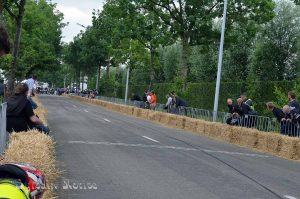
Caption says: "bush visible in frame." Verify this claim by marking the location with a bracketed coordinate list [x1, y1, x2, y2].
[104, 81, 296, 116]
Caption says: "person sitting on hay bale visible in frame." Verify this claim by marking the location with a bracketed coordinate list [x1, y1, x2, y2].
[6, 83, 50, 134]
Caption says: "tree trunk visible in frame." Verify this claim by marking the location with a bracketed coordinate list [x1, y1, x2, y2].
[105, 58, 110, 95]
[181, 33, 190, 91]
[148, 47, 155, 91]
[7, 0, 26, 96]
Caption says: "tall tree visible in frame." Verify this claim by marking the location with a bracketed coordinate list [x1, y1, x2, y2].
[137, 0, 275, 89]
[249, 0, 300, 81]
[4, 0, 26, 95]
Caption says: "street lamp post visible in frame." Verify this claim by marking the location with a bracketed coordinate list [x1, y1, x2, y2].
[125, 66, 130, 104]
[96, 65, 100, 91]
[213, 0, 228, 122]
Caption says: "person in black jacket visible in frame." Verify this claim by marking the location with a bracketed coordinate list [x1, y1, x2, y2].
[6, 84, 50, 134]
[226, 98, 238, 125]
[288, 91, 300, 112]
[281, 105, 300, 137]
[172, 93, 187, 115]
[266, 102, 285, 122]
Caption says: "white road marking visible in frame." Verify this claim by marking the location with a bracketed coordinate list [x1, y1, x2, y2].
[142, 136, 160, 143]
[67, 141, 269, 158]
[84, 110, 89, 113]
[284, 195, 298, 199]
[103, 118, 111, 123]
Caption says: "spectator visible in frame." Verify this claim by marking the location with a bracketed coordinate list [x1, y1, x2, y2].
[25, 75, 36, 97]
[131, 93, 142, 108]
[266, 102, 285, 122]
[150, 91, 157, 110]
[131, 93, 142, 101]
[281, 105, 299, 137]
[0, 23, 10, 56]
[288, 91, 300, 112]
[226, 98, 237, 125]
[24, 75, 38, 110]
[164, 94, 174, 113]
[234, 98, 246, 117]
[146, 91, 152, 109]
[6, 83, 50, 134]
[241, 94, 253, 108]
[241, 94, 257, 115]
[172, 93, 187, 115]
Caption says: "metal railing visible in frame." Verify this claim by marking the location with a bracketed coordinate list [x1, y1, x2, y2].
[76, 95, 298, 137]
[0, 103, 7, 154]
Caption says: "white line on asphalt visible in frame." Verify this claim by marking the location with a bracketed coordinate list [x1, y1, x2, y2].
[284, 195, 298, 199]
[84, 110, 89, 113]
[103, 118, 111, 123]
[67, 141, 269, 158]
[142, 136, 160, 143]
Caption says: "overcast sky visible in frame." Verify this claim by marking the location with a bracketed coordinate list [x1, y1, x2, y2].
[51, 0, 105, 43]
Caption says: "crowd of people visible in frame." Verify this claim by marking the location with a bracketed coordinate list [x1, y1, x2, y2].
[226, 92, 300, 137]
[131, 90, 188, 114]
[266, 92, 300, 137]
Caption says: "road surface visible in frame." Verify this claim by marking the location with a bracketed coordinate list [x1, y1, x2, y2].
[40, 95, 300, 199]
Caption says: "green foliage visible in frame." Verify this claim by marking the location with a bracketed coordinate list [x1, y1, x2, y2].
[249, 0, 300, 81]
[2, 0, 65, 79]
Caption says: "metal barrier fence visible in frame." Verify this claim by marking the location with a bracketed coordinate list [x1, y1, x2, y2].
[86, 95, 298, 137]
[0, 103, 7, 154]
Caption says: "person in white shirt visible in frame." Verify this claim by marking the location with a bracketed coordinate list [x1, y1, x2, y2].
[25, 75, 38, 109]
[147, 93, 152, 104]
[165, 94, 174, 113]
[26, 75, 35, 97]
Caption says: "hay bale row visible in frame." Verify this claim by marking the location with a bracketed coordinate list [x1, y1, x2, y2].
[69, 96, 300, 160]
[0, 96, 60, 198]
[1, 131, 59, 199]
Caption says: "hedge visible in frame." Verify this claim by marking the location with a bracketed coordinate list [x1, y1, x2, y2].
[104, 81, 295, 116]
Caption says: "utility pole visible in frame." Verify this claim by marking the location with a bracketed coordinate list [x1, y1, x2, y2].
[96, 65, 100, 91]
[213, 0, 228, 122]
[125, 67, 130, 104]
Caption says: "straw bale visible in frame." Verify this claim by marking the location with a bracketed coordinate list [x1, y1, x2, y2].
[184, 118, 198, 132]
[159, 112, 170, 125]
[167, 114, 179, 128]
[278, 137, 300, 160]
[209, 123, 232, 142]
[133, 108, 142, 117]
[175, 116, 186, 129]
[140, 109, 150, 119]
[256, 133, 282, 154]
[148, 111, 156, 121]
[152, 112, 162, 122]
[1, 97, 59, 198]
[126, 106, 134, 115]
[33, 97, 48, 125]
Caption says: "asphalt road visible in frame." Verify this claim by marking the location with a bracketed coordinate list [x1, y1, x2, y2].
[40, 95, 300, 199]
